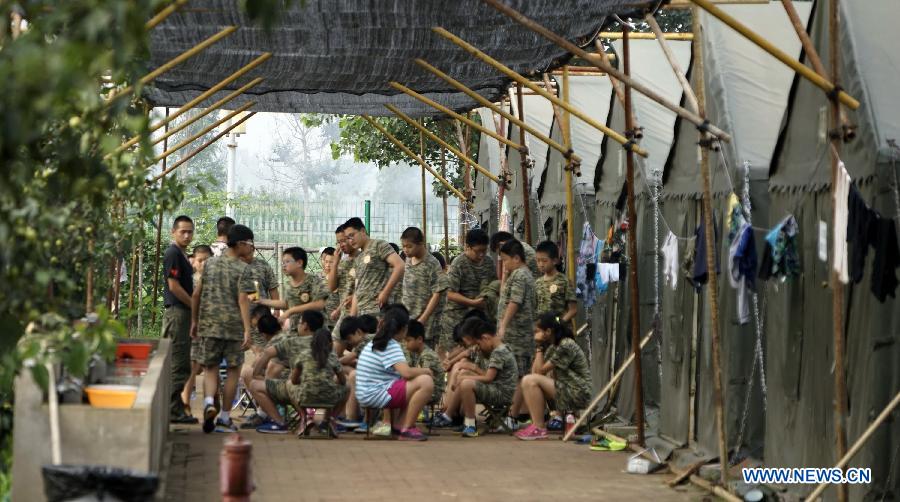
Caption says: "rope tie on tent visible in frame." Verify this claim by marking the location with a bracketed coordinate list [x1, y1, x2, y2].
[696, 118, 711, 134]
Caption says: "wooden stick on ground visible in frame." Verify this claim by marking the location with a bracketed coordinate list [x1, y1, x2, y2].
[480, 0, 731, 142]
[562, 329, 655, 442]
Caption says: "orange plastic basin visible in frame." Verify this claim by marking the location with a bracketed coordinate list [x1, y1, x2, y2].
[116, 342, 153, 360]
[85, 384, 138, 409]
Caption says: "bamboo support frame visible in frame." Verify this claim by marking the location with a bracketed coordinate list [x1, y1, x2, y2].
[145, 0, 189, 30]
[561, 68, 577, 295]
[150, 109, 169, 325]
[479, 0, 732, 143]
[384, 104, 502, 185]
[127, 246, 137, 334]
[690, 0, 859, 109]
[415, 58, 579, 164]
[646, 14, 700, 114]
[85, 240, 95, 313]
[432, 27, 648, 158]
[362, 115, 467, 202]
[693, 8, 729, 486]
[541, 73, 582, 178]
[109, 26, 237, 104]
[779, 0, 854, 139]
[515, 83, 532, 244]
[562, 329, 655, 442]
[149, 112, 256, 184]
[441, 148, 449, 258]
[594, 40, 640, 137]
[153, 102, 254, 163]
[599, 31, 694, 40]
[806, 390, 900, 501]
[389, 81, 523, 153]
[420, 127, 427, 239]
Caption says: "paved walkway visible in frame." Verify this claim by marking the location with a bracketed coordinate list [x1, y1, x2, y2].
[166, 419, 704, 501]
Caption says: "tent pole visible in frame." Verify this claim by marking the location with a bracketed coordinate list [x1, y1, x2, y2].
[599, 31, 693, 41]
[645, 14, 700, 114]
[594, 41, 640, 137]
[622, 27, 645, 448]
[145, 0, 189, 30]
[432, 27, 649, 157]
[415, 59, 579, 164]
[458, 119, 474, 240]
[153, 102, 254, 163]
[561, 68, 577, 300]
[806, 391, 900, 501]
[779, 0, 854, 140]
[515, 83, 533, 245]
[563, 329, 655, 442]
[441, 148, 449, 258]
[148, 112, 256, 184]
[478, 0, 732, 142]
[693, 8, 729, 486]
[828, 0, 848, 500]
[389, 82, 523, 151]
[150, 108, 170, 325]
[420, 127, 427, 240]
[689, 0, 858, 110]
[108, 26, 237, 104]
[385, 104, 501, 186]
[362, 116, 466, 201]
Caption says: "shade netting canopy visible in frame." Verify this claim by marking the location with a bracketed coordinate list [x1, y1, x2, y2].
[145, 0, 652, 116]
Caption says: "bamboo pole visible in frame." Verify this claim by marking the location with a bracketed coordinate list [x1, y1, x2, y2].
[441, 148, 449, 258]
[384, 104, 501, 185]
[153, 102, 254, 163]
[690, 0, 859, 109]
[479, 0, 732, 142]
[145, 0, 189, 30]
[540, 73, 582, 177]
[127, 246, 137, 333]
[362, 115, 467, 201]
[828, 1, 848, 500]
[415, 58, 579, 163]
[645, 14, 700, 114]
[432, 27, 649, 157]
[562, 329, 655, 442]
[86, 240, 95, 313]
[389, 82, 523, 152]
[779, 0, 854, 139]
[148, 111, 256, 183]
[115, 54, 271, 154]
[599, 31, 694, 40]
[693, 9, 729, 485]
[420, 127, 427, 240]
[561, 68, 577, 295]
[622, 27, 645, 448]
[806, 390, 900, 501]
[515, 83, 533, 245]
[594, 40, 639, 136]
[109, 26, 237, 104]
[459, 118, 474, 240]
[150, 108, 169, 325]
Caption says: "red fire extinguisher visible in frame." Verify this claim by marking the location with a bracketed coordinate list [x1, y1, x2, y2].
[221, 433, 254, 501]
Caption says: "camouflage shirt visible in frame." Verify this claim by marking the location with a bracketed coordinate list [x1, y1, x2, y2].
[402, 254, 447, 340]
[210, 241, 228, 257]
[274, 334, 311, 368]
[485, 344, 518, 402]
[409, 346, 445, 404]
[321, 271, 341, 324]
[545, 337, 592, 410]
[497, 266, 537, 355]
[352, 333, 376, 357]
[535, 272, 577, 316]
[353, 239, 397, 315]
[198, 255, 254, 341]
[294, 351, 344, 405]
[245, 258, 278, 346]
[284, 273, 327, 332]
[521, 242, 540, 278]
[336, 257, 356, 311]
[442, 254, 497, 335]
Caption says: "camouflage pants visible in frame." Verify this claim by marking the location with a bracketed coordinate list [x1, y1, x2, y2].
[195, 337, 244, 368]
[474, 381, 512, 408]
[162, 305, 191, 418]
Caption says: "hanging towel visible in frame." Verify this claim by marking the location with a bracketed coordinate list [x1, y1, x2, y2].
[728, 222, 757, 324]
[833, 162, 851, 283]
[760, 215, 800, 280]
[661, 230, 679, 290]
[691, 209, 720, 289]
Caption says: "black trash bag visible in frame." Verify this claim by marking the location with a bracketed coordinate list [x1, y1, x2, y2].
[42, 464, 158, 502]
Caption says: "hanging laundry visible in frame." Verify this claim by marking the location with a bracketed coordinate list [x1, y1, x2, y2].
[595, 263, 620, 295]
[847, 184, 875, 284]
[661, 230, 679, 290]
[602, 218, 628, 263]
[833, 162, 851, 283]
[725, 193, 742, 242]
[728, 222, 757, 324]
[576, 222, 601, 307]
[758, 215, 800, 281]
[690, 209, 720, 290]
[592, 239, 607, 297]
[870, 216, 899, 302]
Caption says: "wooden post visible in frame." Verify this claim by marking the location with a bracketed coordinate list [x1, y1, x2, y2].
[515, 83, 532, 245]
[420, 127, 427, 240]
[622, 27, 645, 447]
[693, 9, 729, 484]
[150, 108, 169, 325]
[86, 240, 95, 313]
[127, 246, 138, 333]
[441, 148, 449, 258]
[829, 1, 848, 500]
[594, 40, 640, 136]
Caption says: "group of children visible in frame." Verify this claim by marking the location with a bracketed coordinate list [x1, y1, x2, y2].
[167, 213, 593, 442]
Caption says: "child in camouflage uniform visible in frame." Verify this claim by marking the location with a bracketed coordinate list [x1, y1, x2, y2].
[242, 250, 280, 351]
[516, 313, 592, 441]
[327, 224, 359, 341]
[343, 217, 405, 317]
[400, 227, 447, 347]
[190, 224, 256, 434]
[534, 241, 578, 322]
[290, 328, 350, 436]
[320, 247, 339, 332]
[497, 240, 537, 375]
[246, 310, 326, 434]
[404, 320, 445, 406]
[490, 231, 540, 278]
[441, 229, 496, 356]
[257, 247, 327, 333]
